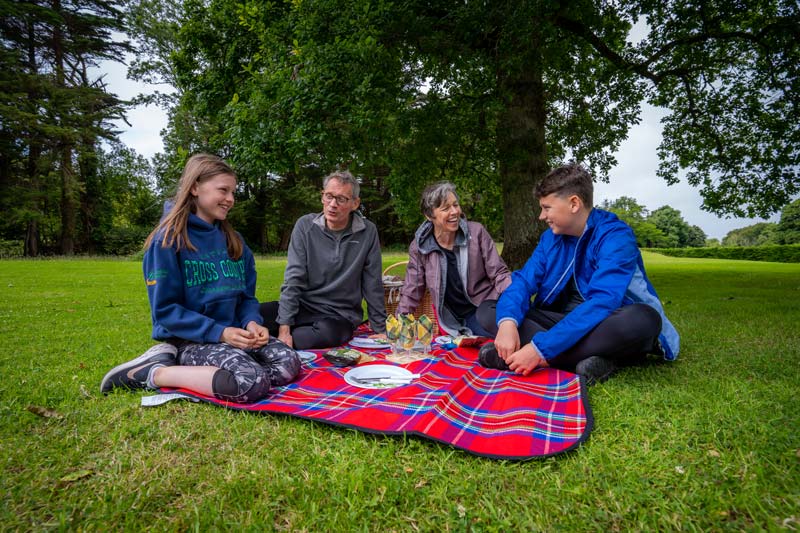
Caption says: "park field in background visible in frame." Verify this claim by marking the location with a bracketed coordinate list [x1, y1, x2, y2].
[1, 253, 798, 530]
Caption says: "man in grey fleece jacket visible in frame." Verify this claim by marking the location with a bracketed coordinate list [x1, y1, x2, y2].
[260, 171, 387, 349]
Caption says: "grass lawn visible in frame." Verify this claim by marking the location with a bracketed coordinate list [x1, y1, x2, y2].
[1, 252, 798, 530]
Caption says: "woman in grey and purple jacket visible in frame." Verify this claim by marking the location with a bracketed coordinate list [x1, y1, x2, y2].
[397, 182, 511, 337]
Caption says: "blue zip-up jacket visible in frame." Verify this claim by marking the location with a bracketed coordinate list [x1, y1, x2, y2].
[496, 208, 680, 360]
[143, 213, 263, 343]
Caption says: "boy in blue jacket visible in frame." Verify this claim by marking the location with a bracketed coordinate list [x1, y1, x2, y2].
[477, 163, 679, 384]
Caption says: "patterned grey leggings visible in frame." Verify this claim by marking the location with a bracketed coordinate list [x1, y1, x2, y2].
[177, 337, 301, 403]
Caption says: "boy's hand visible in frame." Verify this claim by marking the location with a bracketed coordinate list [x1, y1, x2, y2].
[507, 344, 549, 376]
[245, 321, 270, 348]
[494, 321, 520, 359]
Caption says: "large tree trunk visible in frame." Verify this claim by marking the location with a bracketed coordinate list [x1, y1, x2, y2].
[25, 221, 39, 257]
[495, 60, 549, 270]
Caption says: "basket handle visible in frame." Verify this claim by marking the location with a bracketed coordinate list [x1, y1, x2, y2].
[382, 261, 409, 277]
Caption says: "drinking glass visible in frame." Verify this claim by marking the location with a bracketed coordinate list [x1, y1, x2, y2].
[385, 314, 401, 354]
[400, 314, 416, 354]
[416, 314, 433, 355]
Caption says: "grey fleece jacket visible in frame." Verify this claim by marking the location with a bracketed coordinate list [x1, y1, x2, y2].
[277, 212, 387, 333]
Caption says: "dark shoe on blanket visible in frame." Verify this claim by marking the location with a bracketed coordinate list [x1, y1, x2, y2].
[100, 343, 177, 394]
[478, 343, 510, 371]
[649, 338, 665, 358]
[575, 356, 616, 386]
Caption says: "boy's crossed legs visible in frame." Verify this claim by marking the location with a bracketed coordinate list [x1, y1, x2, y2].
[477, 302, 662, 382]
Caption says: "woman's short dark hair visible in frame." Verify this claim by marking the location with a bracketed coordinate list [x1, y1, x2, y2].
[420, 181, 459, 218]
[535, 163, 593, 207]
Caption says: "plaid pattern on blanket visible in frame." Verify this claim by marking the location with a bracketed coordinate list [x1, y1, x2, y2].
[163, 343, 593, 460]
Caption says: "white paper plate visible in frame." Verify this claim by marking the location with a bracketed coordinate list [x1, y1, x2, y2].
[296, 350, 316, 363]
[434, 335, 453, 345]
[348, 337, 392, 349]
[344, 365, 415, 389]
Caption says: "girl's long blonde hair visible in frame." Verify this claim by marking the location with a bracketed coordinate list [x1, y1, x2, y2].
[144, 153, 244, 260]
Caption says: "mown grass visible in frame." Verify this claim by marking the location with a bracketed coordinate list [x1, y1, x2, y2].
[1, 252, 798, 531]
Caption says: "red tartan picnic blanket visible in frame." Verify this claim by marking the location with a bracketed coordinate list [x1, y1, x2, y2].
[163, 343, 594, 460]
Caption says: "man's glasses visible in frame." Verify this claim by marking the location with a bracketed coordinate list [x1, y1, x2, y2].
[321, 192, 352, 206]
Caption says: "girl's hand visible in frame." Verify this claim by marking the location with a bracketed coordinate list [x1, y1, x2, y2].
[221, 327, 257, 350]
[245, 321, 270, 348]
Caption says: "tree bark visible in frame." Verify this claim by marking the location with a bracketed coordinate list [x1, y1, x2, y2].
[495, 60, 549, 270]
[25, 221, 40, 257]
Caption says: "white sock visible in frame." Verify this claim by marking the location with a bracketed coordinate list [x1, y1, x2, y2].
[146, 364, 165, 389]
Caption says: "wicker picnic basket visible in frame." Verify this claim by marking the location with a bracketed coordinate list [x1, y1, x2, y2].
[383, 261, 439, 337]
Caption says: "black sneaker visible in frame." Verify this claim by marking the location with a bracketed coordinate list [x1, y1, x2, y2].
[478, 342, 510, 371]
[575, 356, 616, 386]
[650, 338, 665, 358]
[100, 343, 178, 394]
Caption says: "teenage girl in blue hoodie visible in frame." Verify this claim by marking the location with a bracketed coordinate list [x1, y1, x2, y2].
[101, 154, 300, 403]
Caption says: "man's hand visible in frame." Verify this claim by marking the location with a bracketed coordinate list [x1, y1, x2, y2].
[245, 321, 270, 348]
[507, 343, 549, 376]
[494, 321, 520, 359]
[278, 324, 293, 348]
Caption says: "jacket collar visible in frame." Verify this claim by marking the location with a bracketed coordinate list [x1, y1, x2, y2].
[416, 217, 469, 254]
[312, 211, 366, 234]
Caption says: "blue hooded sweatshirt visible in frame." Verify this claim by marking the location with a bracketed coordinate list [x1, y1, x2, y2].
[143, 213, 263, 343]
[496, 208, 680, 361]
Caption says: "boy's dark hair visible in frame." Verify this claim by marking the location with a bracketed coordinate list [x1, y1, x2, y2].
[535, 163, 593, 207]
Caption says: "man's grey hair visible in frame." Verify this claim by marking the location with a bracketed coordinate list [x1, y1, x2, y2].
[420, 181, 459, 218]
[323, 170, 360, 199]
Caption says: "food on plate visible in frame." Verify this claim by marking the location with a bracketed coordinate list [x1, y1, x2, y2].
[323, 348, 376, 367]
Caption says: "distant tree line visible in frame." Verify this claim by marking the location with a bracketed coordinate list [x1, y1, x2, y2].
[600, 197, 707, 248]
[0, 0, 154, 255]
[121, 0, 799, 268]
[2, 0, 798, 261]
[717, 199, 800, 246]
[601, 197, 800, 248]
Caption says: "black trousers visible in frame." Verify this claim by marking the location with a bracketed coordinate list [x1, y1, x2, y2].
[476, 300, 662, 371]
[259, 301, 355, 350]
